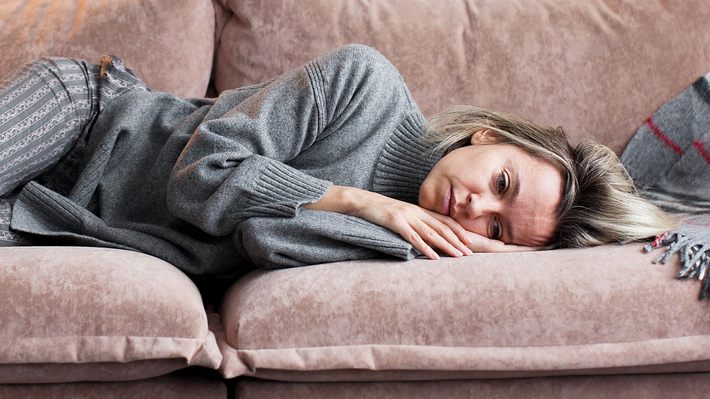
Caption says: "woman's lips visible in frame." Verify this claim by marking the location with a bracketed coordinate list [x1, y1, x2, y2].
[444, 186, 453, 216]
[448, 188, 455, 217]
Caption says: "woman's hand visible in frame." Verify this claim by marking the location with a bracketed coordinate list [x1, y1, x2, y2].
[355, 194, 477, 260]
[306, 185, 474, 259]
[305, 185, 539, 259]
[462, 231, 539, 253]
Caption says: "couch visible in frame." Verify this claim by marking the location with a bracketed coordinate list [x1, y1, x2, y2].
[1, 0, 709, 398]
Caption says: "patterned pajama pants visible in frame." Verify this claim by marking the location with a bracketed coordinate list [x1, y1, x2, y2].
[0, 56, 149, 245]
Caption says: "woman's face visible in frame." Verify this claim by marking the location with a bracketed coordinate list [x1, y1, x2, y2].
[419, 130, 563, 247]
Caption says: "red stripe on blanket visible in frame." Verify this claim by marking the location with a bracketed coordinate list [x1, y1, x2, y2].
[646, 117, 684, 156]
[693, 140, 710, 165]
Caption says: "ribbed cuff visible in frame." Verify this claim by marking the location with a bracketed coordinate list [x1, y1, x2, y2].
[12, 181, 85, 234]
[339, 215, 418, 260]
[244, 157, 332, 218]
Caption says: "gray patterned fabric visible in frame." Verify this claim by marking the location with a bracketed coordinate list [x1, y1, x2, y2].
[621, 70, 710, 299]
[0, 56, 149, 246]
[621, 72, 710, 213]
[0, 196, 28, 246]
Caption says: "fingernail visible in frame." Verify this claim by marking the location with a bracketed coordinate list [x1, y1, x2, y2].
[464, 248, 474, 256]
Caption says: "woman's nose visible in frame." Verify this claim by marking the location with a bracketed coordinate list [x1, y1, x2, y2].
[466, 192, 498, 219]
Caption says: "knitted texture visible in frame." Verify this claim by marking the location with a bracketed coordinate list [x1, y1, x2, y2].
[622, 71, 710, 299]
[11, 45, 429, 275]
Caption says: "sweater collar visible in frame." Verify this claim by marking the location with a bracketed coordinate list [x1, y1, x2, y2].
[372, 112, 446, 203]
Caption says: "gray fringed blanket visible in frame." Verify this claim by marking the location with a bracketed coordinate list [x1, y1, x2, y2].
[621, 70, 710, 299]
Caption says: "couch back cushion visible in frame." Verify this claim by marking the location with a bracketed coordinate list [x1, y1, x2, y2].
[214, 0, 710, 154]
[0, 0, 215, 98]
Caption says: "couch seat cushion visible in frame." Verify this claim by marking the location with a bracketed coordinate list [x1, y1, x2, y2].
[216, 243, 710, 381]
[0, 369, 225, 399]
[234, 373, 710, 399]
[0, 247, 221, 384]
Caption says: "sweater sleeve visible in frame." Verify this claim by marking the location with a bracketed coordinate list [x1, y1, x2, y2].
[234, 209, 418, 269]
[166, 45, 414, 235]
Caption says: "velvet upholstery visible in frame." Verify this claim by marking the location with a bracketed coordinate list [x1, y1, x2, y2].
[0, 0, 709, 395]
[0, 247, 221, 383]
[0, 369, 225, 399]
[235, 373, 710, 399]
[215, 0, 710, 153]
[0, 0, 215, 98]
[217, 244, 710, 380]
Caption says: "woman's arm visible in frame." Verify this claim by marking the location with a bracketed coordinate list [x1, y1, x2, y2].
[166, 45, 406, 236]
[306, 185, 534, 258]
[304, 185, 472, 259]
[167, 44, 531, 259]
[235, 209, 418, 268]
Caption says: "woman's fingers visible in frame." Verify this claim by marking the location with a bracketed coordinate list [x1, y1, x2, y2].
[405, 208, 475, 258]
[401, 213, 538, 257]
[351, 192, 478, 259]
[423, 218, 475, 256]
[396, 222, 440, 260]
[463, 231, 539, 253]
[391, 208, 471, 259]
[425, 210, 476, 249]
[422, 210, 540, 254]
[413, 219, 466, 258]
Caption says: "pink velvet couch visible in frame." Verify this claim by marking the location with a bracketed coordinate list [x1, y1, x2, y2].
[1, 0, 710, 398]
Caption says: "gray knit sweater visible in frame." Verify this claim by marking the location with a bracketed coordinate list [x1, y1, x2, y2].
[11, 45, 444, 278]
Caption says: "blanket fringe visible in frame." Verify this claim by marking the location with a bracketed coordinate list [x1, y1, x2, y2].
[644, 224, 710, 299]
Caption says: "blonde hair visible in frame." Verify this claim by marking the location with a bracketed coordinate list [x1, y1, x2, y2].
[424, 105, 677, 248]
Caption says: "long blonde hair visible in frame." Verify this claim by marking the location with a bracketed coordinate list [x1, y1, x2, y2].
[424, 105, 677, 248]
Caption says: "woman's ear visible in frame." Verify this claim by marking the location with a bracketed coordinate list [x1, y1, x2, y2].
[470, 129, 500, 145]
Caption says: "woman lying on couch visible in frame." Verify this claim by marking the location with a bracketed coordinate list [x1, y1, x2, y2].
[0, 45, 673, 277]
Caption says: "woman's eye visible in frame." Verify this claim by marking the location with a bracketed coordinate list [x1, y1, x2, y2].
[496, 171, 508, 194]
[490, 218, 502, 240]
